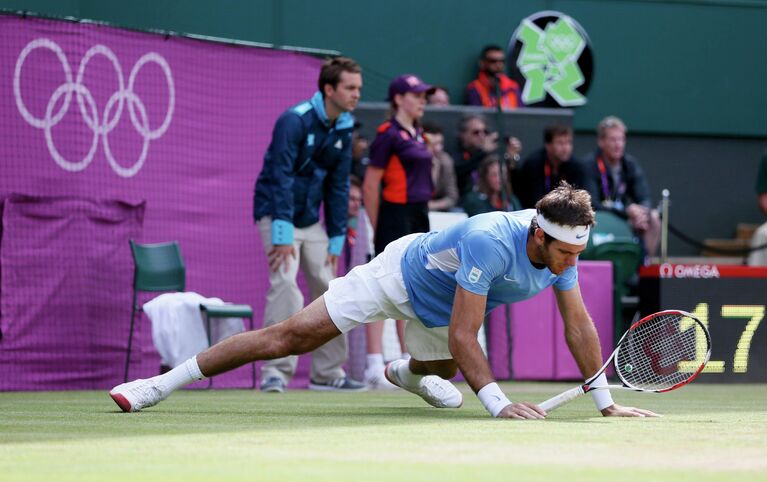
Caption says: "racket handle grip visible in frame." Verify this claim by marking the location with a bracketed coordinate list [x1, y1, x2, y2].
[539, 386, 585, 413]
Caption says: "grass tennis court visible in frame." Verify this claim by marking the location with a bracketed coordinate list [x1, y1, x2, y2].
[1, 382, 766, 481]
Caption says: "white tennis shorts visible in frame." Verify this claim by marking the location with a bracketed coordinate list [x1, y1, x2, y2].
[324, 233, 451, 361]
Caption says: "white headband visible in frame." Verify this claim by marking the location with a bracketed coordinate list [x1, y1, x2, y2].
[536, 213, 590, 245]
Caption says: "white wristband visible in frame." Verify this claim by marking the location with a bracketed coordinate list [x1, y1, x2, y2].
[588, 373, 614, 411]
[478, 382, 512, 417]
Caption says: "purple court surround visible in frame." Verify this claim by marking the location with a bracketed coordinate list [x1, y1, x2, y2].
[0, 15, 323, 390]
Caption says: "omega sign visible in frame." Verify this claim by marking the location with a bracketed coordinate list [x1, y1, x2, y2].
[659, 264, 721, 279]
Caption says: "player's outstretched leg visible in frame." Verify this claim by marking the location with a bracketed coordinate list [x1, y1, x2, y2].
[384, 359, 463, 408]
[110, 297, 340, 412]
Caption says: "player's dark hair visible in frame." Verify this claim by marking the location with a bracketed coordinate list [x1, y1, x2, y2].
[318, 57, 361, 97]
[529, 181, 595, 241]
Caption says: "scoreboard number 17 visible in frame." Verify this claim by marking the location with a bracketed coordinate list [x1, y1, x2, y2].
[678, 303, 764, 374]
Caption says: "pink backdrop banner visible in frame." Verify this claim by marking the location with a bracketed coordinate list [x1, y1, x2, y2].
[0, 14, 324, 390]
[487, 261, 614, 381]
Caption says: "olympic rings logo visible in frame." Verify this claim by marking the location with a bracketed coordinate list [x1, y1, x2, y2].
[13, 39, 174, 178]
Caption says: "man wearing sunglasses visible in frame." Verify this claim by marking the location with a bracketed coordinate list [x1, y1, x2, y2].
[451, 114, 522, 199]
[465, 45, 522, 110]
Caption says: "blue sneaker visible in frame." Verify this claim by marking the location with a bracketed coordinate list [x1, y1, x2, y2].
[260, 376, 286, 393]
[309, 376, 367, 392]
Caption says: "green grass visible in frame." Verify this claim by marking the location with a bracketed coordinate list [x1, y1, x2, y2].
[1, 382, 766, 481]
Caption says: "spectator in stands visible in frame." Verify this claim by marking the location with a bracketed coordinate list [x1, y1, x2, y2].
[748, 150, 767, 266]
[450, 114, 522, 198]
[252, 57, 366, 393]
[465, 45, 522, 110]
[351, 122, 370, 181]
[423, 123, 459, 212]
[582, 116, 661, 257]
[514, 123, 585, 209]
[426, 86, 450, 106]
[461, 156, 522, 217]
[362, 74, 434, 388]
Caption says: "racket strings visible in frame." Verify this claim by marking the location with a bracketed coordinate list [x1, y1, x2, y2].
[615, 313, 705, 391]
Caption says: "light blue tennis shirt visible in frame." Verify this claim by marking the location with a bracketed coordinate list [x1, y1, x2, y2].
[400, 209, 578, 328]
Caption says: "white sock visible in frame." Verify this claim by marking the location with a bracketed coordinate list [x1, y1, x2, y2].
[366, 353, 384, 369]
[400, 352, 411, 361]
[395, 360, 422, 389]
[158, 356, 206, 393]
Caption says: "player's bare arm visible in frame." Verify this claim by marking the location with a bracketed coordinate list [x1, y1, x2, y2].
[449, 286, 545, 420]
[447, 286, 492, 390]
[554, 284, 659, 417]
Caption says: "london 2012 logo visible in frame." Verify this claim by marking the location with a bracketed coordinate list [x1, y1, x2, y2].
[14, 38, 174, 178]
[508, 11, 593, 108]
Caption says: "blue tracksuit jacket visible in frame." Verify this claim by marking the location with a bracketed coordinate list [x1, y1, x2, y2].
[253, 91, 354, 255]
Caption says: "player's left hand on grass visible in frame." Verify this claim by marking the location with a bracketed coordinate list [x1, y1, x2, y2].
[600, 403, 661, 418]
[497, 402, 547, 420]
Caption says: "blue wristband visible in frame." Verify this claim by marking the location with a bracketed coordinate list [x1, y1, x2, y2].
[271, 219, 294, 246]
[328, 235, 345, 256]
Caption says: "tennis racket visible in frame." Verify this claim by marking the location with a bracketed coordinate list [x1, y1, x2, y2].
[539, 309, 711, 413]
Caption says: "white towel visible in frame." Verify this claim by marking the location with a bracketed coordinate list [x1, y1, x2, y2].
[143, 292, 245, 368]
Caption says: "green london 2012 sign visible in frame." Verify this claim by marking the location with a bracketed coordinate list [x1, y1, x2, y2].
[509, 11, 593, 108]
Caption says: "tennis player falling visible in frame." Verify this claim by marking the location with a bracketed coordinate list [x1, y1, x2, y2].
[111, 182, 659, 419]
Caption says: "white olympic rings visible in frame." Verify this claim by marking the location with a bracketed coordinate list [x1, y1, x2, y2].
[13, 38, 175, 178]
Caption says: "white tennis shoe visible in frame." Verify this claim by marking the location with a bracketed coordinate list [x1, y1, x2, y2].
[110, 377, 168, 412]
[364, 364, 397, 390]
[384, 359, 463, 408]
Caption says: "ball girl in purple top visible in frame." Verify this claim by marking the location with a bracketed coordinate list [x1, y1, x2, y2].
[363, 74, 435, 253]
[362, 74, 435, 386]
